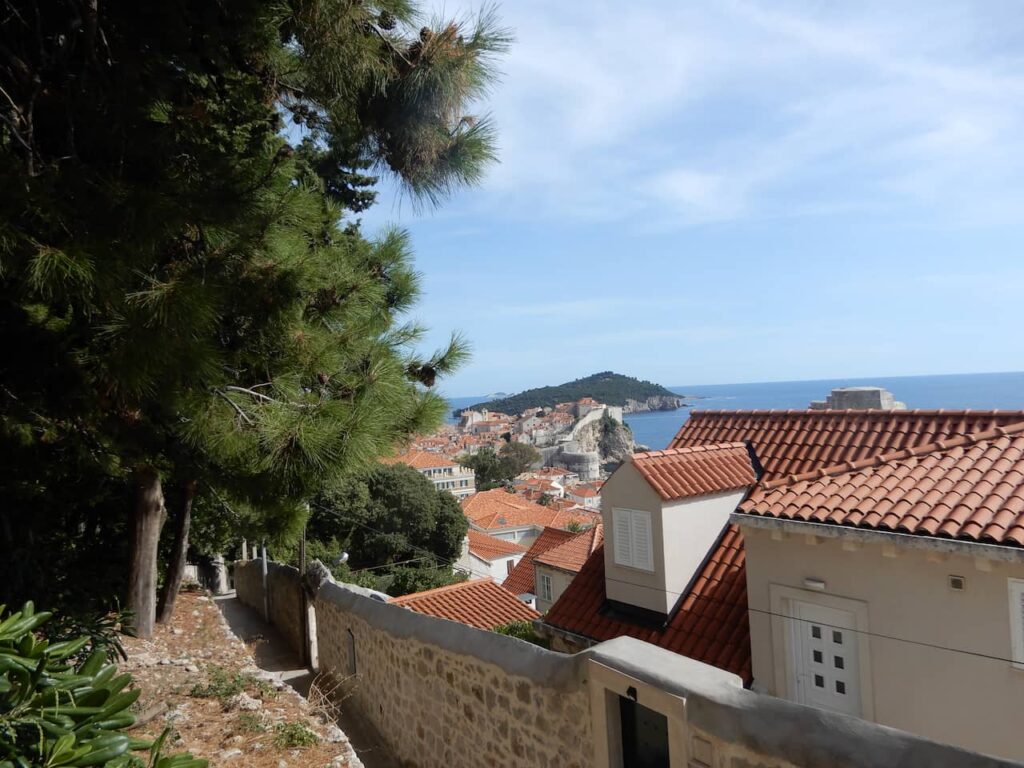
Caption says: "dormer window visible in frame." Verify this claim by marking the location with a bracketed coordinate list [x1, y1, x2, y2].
[612, 508, 653, 572]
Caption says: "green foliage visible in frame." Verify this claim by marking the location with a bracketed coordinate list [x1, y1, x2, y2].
[458, 442, 540, 490]
[290, 463, 469, 596]
[492, 620, 549, 649]
[497, 442, 541, 477]
[0, 602, 205, 767]
[0, 0, 506, 613]
[188, 667, 272, 703]
[236, 713, 266, 734]
[272, 721, 319, 749]
[458, 372, 680, 416]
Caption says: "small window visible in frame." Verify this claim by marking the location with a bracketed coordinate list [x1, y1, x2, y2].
[834, 656, 844, 670]
[506, 559, 515, 575]
[811, 625, 822, 639]
[611, 508, 654, 572]
[538, 573, 553, 602]
[812, 650, 823, 664]
[814, 675, 824, 688]
[833, 631, 843, 644]
[836, 681, 846, 695]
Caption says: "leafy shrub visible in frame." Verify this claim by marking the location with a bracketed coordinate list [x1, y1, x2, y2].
[493, 620, 549, 649]
[0, 601, 206, 767]
[272, 721, 318, 748]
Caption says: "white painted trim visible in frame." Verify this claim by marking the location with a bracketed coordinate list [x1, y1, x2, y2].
[1008, 578, 1024, 669]
[768, 584, 875, 721]
[612, 507, 654, 573]
[587, 660, 688, 768]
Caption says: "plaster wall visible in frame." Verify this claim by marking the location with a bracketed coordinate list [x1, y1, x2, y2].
[742, 523, 1024, 762]
[601, 463, 743, 615]
[534, 563, 576, 613]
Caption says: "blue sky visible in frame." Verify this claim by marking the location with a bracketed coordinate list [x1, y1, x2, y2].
[357, 0, 1024, 397]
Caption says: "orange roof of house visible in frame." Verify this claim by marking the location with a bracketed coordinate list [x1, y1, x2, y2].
[671, 409, 1024, 478]
[467, 529, 527, 561]
[544, 526, 751, 682]
[568, 485, 599, 498]
[631, 443, 757, 501]
[535, 525, 604, 573]
[548, 408, 1024, 683]
[502, 527, 579, 596]
[391, 578, 539, 630]
[380, 449, 458, 470]
[740, 422, 1024, 545]
[462, 489, 599, 531]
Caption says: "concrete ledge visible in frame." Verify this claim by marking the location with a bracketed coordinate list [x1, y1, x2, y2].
[584, 638, 1016, 768]
[317, 580, 586, 691]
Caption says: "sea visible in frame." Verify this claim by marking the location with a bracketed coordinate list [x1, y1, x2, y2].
[445, 371, 1024, 451]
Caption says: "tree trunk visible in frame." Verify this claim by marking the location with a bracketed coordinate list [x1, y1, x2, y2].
[127, 466, 165, 639]
[157, 479, 196, 624]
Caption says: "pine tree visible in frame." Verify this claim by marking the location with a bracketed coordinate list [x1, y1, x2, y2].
[0, 0, 508, 635]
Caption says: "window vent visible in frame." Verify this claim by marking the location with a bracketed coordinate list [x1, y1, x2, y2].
[949, 575, 966, 592]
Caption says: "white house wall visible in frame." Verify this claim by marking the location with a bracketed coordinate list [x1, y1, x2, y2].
[741, 523, 1024, 762]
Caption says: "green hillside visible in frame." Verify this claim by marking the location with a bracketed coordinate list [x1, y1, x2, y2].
[456, 371, 681, 416]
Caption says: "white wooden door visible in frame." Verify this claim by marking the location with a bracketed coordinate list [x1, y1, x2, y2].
[789, 601, 861, 717]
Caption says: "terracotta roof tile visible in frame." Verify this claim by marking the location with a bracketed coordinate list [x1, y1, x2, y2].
[547, 409, 1024, 684]
[467, 529, 527, 561]
[740, 422, 1024, 545]
[534, 525, 604, 573]
[544, 526, 751, 682]
[380, 449, 458, 470]
[462, 489, 599, 531]
[631, 443, 757, 501]
[501, 527, 578, 596]
[391, 578, 540, 630]
[671, 409, 1024, 479]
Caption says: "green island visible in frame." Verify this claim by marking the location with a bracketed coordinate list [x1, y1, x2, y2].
[456, 371, 685, 416]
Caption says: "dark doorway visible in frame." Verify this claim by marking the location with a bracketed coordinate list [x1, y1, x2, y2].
[619, 696, 669, 768]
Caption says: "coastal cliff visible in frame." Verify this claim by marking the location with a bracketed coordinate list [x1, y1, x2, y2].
[574, 413, 635, 463]
[622, 394, 686, 413]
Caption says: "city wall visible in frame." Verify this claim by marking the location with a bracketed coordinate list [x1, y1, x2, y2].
[232, 559, 1015, 768]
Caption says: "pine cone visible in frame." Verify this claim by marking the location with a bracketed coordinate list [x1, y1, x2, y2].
[378, 10, 396, 30]
[419, 26, 433, 42]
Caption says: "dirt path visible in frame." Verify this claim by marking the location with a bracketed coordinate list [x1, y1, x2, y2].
[121, 589, 360, 767]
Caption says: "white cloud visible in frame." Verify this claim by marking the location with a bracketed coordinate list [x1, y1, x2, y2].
[413, 0, 1024, 229]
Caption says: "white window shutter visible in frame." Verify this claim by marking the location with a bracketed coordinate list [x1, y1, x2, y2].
[631, 510, 653, 571]
[612, 508, 633, 566]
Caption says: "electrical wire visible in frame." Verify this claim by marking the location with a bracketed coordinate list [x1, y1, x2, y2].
[309, 503, 476, 576]
[594, 572, 1024, 666]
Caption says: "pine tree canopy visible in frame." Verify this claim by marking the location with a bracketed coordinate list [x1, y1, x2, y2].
[0, 0, 508, 615]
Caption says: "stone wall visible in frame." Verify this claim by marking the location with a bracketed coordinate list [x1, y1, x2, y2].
[316, 581, 594, 768]
[233, 559, 305, 658]
[237, 561, 1015, 768]
[266, 562, 304, 657]
[234, 558, 265, 611]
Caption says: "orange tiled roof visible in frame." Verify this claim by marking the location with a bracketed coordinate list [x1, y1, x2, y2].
[467, 529, 527, 561]
[544, 526, 751, 682]
[535, 525, 604, 573]
[568, 485, 599, 498]
[502, 527, 579, 596]
[671, 409, 1024, 478]
[380, 449, 458, 470]
[463, 489, 599, 531]
[631, 443, 757, 501]
[740, 422, 1024, 545]
[548, 409, 1024, 684]
[391, 578, 539, 630]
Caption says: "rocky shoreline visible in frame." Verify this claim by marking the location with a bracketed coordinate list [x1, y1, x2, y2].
[621, 394, 690, 413]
